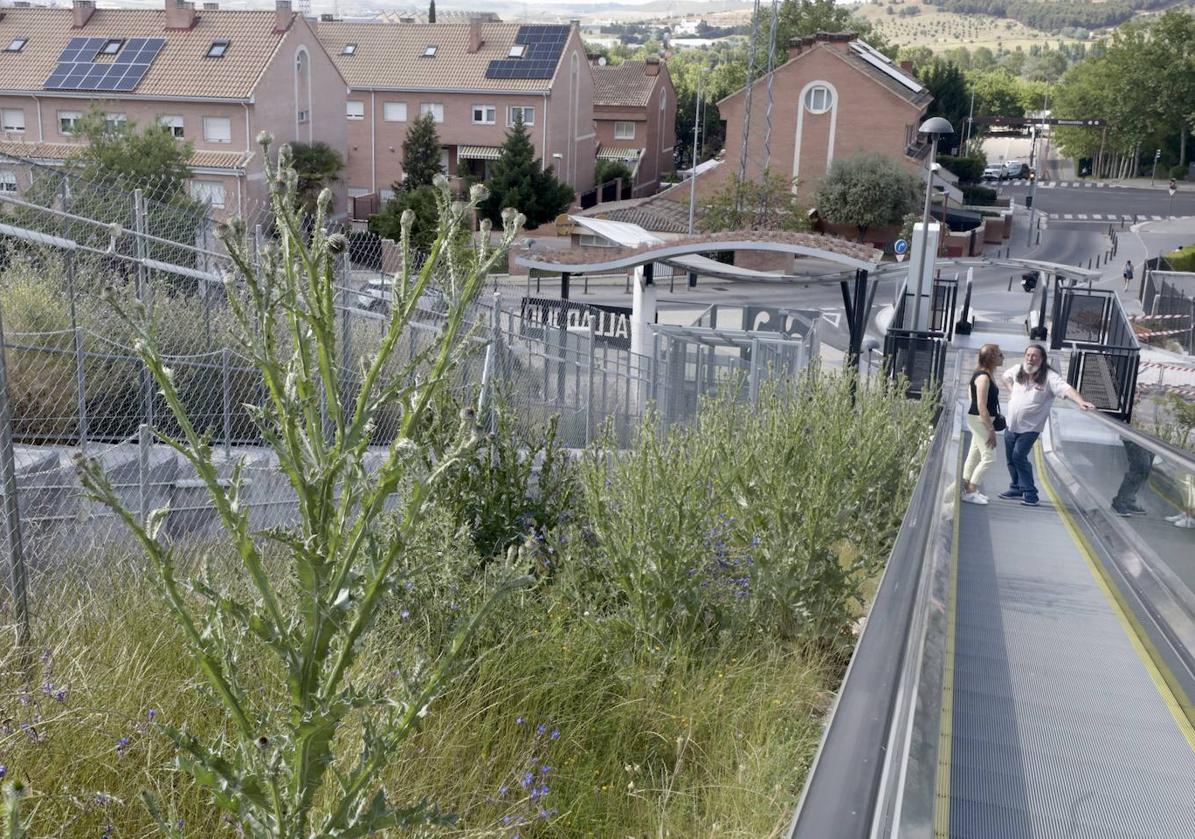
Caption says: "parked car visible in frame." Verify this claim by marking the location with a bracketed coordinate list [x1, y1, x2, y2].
[1002, 160, 1030, 179]
[982, 164, 1005, 181]
[356, 279, 445, 314]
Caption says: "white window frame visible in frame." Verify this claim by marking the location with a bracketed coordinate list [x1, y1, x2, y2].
[0, 171, 17, 193]
[190, 179, 226, 210]
[471, 104, 496, 125]
[506, 106, 535, 127]
[614, 121, 635, 140]
[341, 43, 357, 55]
[5, 38, 27, 53]
[508, 44, 526, 58]
[103, 112, 127, 133]
[58, 110, 82, 135]
[804, 85, 832, 114]
[420, 102, 444, 123]
[383, 102, 407, 122]
[158, 114, 184, 138]
[439, 148, 450, 175]
[100, 38, 123, 56]
[346, 100, 365, 121]
[1, 109, 25, 133]
[202, 116, 232, 143]
[207, 40, 229, 58]
[423, 45, 437, 57]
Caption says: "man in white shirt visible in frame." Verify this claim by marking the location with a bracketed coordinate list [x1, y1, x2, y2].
[998, 344, 1095, 506]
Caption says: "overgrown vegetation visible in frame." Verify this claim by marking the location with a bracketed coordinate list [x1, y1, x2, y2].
[0, 145, 937, 836]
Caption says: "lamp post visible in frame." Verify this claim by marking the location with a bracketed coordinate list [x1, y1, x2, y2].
[910, 117, 954, 335]
[688, 67, 708, 235]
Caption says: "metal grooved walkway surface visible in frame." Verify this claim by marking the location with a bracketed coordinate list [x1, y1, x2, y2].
[949, 448, 1195, 838]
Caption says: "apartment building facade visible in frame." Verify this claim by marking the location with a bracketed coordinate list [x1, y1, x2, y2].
[0, 0, 348, 218]
[713, 32, 932, 197]
[591, 57, 676, 197]
[315, 18, 596, 202]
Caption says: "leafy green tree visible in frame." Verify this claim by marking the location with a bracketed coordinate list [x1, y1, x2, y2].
[480, 113, 574, 229]
[401, 112, 443, 190]
[73, 108, 193, 205]
[289, 141, 344, 212]
[595, 160, 634, 195]
[921, 60, 970, 154]
[700, 170, 810, 233]
[814, 152, 921, 242]
[772, 0, 892, 56]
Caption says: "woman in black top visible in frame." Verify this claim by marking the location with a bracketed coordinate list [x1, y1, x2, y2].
[962, 343, 1004, 505]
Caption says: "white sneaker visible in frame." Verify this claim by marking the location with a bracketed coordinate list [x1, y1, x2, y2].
[1166, 513, 1186, 523]
[962, 491, 990, 505]
[1174, 515, 1195, 529]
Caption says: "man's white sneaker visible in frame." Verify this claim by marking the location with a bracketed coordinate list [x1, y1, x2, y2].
[1166, 512, 1186, 523]
[962, 491, 989, 505]
[1174, 515, 1195, 529]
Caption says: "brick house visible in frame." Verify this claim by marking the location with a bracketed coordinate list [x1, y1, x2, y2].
[314, 18, 595, 204]
[591, 57, 676, 197]
[0, 0, 348, 218]
[711, 32, 932, 198]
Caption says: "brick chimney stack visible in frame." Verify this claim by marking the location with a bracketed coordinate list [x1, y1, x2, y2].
[645, 55, 661, 76]
[274, 0, 294, 33]
[468, 18, 484, 53]
[72, 0, 96, 28]
[164, 0, 196, 30]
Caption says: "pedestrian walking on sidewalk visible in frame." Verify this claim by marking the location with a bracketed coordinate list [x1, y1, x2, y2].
[962, 344, 1005, 505]
[998, 344, 1096, 507]
[1123, 260, 1134, 291]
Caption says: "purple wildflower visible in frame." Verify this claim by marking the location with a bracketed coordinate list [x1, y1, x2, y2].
[116, 736, 130, 756]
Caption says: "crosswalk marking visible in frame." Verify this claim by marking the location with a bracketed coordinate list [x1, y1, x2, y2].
[1091, 214, 1102, 220]
[1064, 213, 1074, 219]
[1077, 214, 1088, 219]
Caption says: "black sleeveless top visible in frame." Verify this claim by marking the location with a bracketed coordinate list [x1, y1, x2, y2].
[968, 370, 999, 416]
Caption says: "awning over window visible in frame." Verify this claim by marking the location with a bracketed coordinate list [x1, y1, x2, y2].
[597, 146, 644, 162]
[457, 145, 502, 161]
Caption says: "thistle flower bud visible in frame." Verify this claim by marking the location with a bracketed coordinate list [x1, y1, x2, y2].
[400, 209, 415, 230]
[432, 173, 449, 191]
[255, 130, 274, 149]
[326, 232, 349, 254]
[318, 187, 333, 212]
[469, 183, 490, 203]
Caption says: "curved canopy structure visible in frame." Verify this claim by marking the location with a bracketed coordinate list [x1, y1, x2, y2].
[514, 230, 882, 275]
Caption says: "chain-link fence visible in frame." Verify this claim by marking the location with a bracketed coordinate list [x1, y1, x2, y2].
[0, 149, 818, 637]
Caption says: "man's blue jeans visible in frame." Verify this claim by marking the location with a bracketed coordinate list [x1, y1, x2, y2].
[1004, 430, 1041, 502]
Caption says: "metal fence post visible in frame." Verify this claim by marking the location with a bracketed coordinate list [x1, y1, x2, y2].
[134, 190, 155, 427]
[0, 301, 30, 648]
[222, 347, 232, 460]
[749, 337, 761, 406]
[74, 326, 88, 453]
[586, 313, 596, 445]
[138, 422, 151, 526]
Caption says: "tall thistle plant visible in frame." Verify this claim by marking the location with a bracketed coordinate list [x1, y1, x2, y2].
[78, 136, 524, 837]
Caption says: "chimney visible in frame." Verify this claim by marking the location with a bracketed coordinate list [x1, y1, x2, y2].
[900, 60, 915, 75]
[468, 17, 483, 53]
[274, 0, 293, 32]
[645, 55, 660, 76]
[399, 16, 415, 23]
[164, 0, 196, 30]
[320, 12, 335, 21]
[72, 0, 96, 28]
[203, 1, 218, 8]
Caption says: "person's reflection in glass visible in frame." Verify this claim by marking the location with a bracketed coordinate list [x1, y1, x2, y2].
[1112, 439, 1154, 517]
[1166, 473, 1195, 529]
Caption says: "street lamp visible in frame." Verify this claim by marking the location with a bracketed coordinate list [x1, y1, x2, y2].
[910, 116, 953, 335]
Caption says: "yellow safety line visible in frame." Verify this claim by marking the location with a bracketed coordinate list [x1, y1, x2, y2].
[1036, 445, 1195, 751]
[932, 477, 961, 837]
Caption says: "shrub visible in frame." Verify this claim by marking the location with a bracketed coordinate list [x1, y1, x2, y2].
[1168, 164, 1188, 181]
[938, 154, 986, 184]
[1164, 244, 1195, 272]
[962, 184, 999, 206]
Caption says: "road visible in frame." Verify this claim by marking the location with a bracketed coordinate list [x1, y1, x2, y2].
[996, 181, 1195, 223]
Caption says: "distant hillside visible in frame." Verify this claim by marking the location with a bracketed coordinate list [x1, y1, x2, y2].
[923, 0, 1183, 32]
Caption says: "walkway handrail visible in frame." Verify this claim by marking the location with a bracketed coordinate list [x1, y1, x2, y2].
[1083, 410, 1195, 475]
[789, 362, 961, 838]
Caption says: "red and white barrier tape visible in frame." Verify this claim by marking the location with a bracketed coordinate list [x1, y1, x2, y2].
[1140, 361, 1195, 372]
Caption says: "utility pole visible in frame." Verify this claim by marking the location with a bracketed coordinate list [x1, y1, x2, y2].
[1169, 179, 1177, 218]
[688, 68, 705, 235]
[963, 88, 975, 150]
[1151, 148, 1161, 186]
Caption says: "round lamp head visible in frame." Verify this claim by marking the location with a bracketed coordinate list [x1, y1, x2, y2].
[919, 116, 954, 136]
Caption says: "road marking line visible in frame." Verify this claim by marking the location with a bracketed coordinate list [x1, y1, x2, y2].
[1077, 214, 1088, 219]
[1091, 214, 1103, 220]
[1152, 215, 1163, 220]
[1064, 213, 1074, 219]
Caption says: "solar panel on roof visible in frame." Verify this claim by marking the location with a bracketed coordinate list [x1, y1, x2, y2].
[43, 36, 165, 91]
[485, 24, 568, 81]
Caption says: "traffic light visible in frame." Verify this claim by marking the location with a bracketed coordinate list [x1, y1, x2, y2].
[1021, 271, 1038, 292]
[1028, 170, 1036, 183]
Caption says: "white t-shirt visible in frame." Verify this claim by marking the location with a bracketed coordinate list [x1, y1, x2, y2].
[1000, 365, 1069, 433]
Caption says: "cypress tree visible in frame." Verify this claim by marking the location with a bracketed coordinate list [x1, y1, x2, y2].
[428, 0, 436, 23]
[400, 112, 443, 190]
[481, 113, 574, 228]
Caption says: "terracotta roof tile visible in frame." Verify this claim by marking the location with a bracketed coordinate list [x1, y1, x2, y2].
[591, 61, 659, 108]
[0, 7, 298, 100]
[0, 139, 251, 170]
[317, 21, 569, 92]
[526, 230, 880, 266]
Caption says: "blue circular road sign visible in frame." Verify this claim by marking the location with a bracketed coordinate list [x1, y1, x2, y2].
[894, 239, 909, 255]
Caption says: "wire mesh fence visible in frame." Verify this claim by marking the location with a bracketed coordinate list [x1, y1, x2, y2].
[0, 148, 820, 637]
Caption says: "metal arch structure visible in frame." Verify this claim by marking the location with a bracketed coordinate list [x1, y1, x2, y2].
[514, 236, 883, 372]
